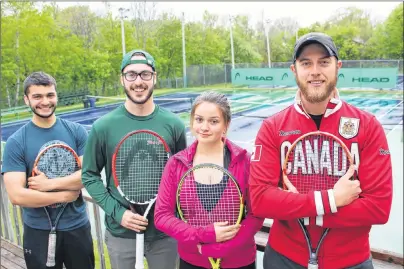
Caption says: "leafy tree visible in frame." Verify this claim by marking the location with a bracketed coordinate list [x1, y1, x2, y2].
[0, 1, 401, 108]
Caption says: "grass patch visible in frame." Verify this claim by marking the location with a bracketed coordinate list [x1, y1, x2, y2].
[93, 240, 112, 269]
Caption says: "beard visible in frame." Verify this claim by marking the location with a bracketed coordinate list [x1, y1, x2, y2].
[124, 82, 154, 105]
[29, 102, 56, 118]
[296, 70, 338, 103]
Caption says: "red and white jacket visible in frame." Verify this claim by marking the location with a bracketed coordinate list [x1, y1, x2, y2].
[249, 90, 393, 269]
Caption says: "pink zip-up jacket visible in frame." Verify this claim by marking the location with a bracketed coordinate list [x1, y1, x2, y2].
[155, 139, 264, 268]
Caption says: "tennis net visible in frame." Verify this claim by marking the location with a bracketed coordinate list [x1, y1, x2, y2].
[86, 95, 194, 114]
[86, 94, 294, 119]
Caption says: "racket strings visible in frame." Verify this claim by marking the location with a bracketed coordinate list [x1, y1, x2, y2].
[116, 132, 168, 203]
[179, 167, 241, 227]
[285, 134, 351, 193]
[195, 174, 228, 212]
[36, 146, 80, 208]
[37, 147, 79, 179]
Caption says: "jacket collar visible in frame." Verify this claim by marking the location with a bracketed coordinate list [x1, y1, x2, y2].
[293, 88, 342, 118]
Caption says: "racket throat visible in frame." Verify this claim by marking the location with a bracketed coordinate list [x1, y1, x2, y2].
[307, 242, 321, 269]
[307, 229, 329, 269]
[130, 203, 152, 216]
[309, 251, 319, 264]
[129, 204, 137, 214]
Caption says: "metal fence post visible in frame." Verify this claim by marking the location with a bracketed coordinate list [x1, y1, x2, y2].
[203, 65, 206, 85]
[224, 64, 227, 85]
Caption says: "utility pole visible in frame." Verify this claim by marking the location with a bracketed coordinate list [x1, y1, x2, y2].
[119, 8, 129, 56]
[265, 19, 271, 68]
[182, 12, 187, 88]
[229, 15, 235, 69]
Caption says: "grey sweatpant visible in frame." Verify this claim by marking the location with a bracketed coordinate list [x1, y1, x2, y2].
[105, 230, 178, 269]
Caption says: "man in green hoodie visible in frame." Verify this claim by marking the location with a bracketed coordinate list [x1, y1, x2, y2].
[81, 49, 187, 269]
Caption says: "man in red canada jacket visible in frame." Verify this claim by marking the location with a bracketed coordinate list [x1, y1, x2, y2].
[249, 32, 393, 269]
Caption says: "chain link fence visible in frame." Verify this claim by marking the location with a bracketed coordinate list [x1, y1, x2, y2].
[160, 59, 403, 89]
[2, 60, 402, 109]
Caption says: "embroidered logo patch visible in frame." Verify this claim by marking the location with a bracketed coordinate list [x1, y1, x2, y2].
[338, 117, 360, 139]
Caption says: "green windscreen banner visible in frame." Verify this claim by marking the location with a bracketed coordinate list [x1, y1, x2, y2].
[232, 68, 296, 86]
[336, 68, 398, 88]
[231, 68, 398, 88]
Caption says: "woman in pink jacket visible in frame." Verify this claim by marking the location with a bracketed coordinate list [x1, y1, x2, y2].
[155, 91, 264, 269]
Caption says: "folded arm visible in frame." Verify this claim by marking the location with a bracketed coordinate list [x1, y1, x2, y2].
[249, 120, 320, 220]
[28, 156, 84, 191]
[321, 116, 393, 228]
[4, 172, 78, 207]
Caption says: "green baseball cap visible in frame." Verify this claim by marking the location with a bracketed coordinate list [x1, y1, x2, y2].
[120, 49, 156, 72]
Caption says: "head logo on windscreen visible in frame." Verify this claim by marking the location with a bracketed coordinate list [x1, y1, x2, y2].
[338, 73, 345, 80]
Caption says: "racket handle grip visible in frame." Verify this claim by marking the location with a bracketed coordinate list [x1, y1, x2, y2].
[135, 233, 145, 269]
[46, 232, 57, 267]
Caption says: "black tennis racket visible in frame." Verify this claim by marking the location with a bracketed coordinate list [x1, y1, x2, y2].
[112, 130, 171, 269]
[282, 131, 356, 269]
[32, 142, 81, 267]
[176, 163, 244, 269]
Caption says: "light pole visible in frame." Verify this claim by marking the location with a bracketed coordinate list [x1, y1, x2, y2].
[119, 8, 129, 56]
[229, 15, 235, 69]
[182, 12, 187, 88]
[265, 19, 271, 68]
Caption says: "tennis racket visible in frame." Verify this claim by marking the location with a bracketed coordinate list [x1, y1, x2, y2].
[176, 163, 244, 269]
[282, 131, 356, 269]
[32, 143, 81, 267]
[112, 130, 171, 269]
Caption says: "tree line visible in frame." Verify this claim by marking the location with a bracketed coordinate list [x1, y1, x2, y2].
[1, 1, 402, 108]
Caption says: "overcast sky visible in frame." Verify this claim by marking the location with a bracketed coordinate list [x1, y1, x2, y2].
[55, 1, 400, 27]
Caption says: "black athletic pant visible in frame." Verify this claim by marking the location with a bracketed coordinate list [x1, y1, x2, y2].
[180, 258, 256, 269]
[263, 244, 374, 269]
[23, 222, 95, 269]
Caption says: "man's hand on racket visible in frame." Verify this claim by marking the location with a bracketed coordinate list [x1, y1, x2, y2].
[282, 176, 299, 193]
[121, 210, 149, 232]
[333, 165, 361, 207]
[213, 221, 241, 242]
[28, 167, 53, 191]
